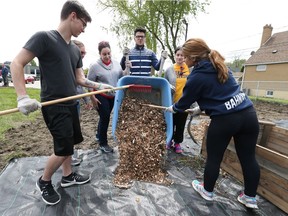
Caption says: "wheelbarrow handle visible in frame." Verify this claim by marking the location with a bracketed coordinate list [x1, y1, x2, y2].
[0, 85, 132, 116]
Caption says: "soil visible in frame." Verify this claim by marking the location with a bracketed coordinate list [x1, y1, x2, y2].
[0, 100, 287, 172]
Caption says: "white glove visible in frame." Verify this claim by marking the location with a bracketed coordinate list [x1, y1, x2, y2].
[161, 50, 168, 59]
[125, 61, 132, 68]
[98, 83, 114, 90]
[169, 84, 176, 92]
[185, 106, 201, 115]
[165, 105, 176, 113]
[17, 95, 41, 115]
[123, 47, 130, 55]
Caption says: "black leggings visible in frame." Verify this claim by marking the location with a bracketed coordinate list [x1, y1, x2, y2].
[204, 107, 260, 197]
[173, 112, 188, 143]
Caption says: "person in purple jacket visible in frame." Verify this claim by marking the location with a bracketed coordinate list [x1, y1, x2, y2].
[166, 38, 260, 209]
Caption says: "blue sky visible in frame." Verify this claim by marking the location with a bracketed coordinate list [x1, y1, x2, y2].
[1, 0, 288, 69]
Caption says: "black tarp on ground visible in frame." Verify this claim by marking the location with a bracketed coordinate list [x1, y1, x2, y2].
[0, 131, 287, 216]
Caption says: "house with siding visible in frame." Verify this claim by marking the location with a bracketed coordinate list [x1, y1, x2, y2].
[242, 24, 288, 100]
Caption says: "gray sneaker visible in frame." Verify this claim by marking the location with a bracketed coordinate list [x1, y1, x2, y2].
[71, 157, 82, 166]
[61, 172, 91, 188]
[100, 144, 114, 153]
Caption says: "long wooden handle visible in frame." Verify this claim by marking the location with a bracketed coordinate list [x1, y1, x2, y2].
[141, 103, 206, 115]
[0, 85, 132, 116]
[141, 104, 167, 110]
[141, 104, 190, 113]
[158, 56, 165, 77]
[125, 54, 130, 74]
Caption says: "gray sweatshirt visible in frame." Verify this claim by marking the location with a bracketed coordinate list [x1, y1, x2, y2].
[87, 59, 123, 96]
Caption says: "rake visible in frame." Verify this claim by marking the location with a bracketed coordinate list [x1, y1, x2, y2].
[0, 85, 151, 116]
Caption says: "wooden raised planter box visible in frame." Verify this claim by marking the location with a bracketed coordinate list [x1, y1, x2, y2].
[201, 120, 288, 213]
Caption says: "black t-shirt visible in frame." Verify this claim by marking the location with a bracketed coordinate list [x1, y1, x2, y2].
[24, 30, 82, 104]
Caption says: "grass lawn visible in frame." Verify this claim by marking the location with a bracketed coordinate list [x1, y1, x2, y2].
[0, 87, 41, 140]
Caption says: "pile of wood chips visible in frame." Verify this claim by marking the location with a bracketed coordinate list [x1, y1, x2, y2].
[114, 96, 171, 188]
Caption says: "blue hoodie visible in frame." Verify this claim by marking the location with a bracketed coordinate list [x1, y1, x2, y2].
[173, 59, 253, 117]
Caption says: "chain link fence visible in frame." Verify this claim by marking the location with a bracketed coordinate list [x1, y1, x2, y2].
[239, 81, 288, 100]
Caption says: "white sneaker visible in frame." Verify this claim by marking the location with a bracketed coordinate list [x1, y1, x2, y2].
[192, 180, 214, 201]
[237, 193, 258, 209]
[71, 157, 82, 166]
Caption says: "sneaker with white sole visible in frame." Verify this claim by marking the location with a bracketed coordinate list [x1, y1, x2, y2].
[61, 172, 91, 188]
[71, 157, 82, 166]
[174, 143, 182, 153]
[192, 180, 214, 201]
[36, 177, 61, 205]
[237, 193, 258, 209]
[100, 144, 114, 153]
[166, 140, 174, 150]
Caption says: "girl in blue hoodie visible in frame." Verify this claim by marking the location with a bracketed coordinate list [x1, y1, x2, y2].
[166, 38, 260, 209]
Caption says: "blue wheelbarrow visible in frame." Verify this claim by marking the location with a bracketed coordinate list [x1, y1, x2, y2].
[112, 76, 173, 144]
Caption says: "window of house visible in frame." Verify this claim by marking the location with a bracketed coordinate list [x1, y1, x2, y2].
[266, 90, 274, 97]
[256, 65, 267, 71]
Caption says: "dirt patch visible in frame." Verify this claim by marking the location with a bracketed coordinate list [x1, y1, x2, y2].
[0, 100, 287, 171]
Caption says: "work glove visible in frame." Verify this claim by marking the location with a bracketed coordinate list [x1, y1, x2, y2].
[185, 106, 201, 115]
[161, 50, 168, 59]
[165, 105, 176, 113]
[98, 83, 114, 90]
[17, 95, 41, 115]
[123, 47, 130, 56]
[125, 60, 132, 69]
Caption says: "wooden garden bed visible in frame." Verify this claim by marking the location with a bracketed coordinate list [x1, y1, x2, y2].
[201, 120, 288, 213]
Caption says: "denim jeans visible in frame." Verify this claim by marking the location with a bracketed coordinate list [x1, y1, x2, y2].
[94, 94, 114, 146]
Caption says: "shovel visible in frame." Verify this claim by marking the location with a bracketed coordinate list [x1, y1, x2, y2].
[140, 103, 206, 115]
[140, 103, 192, 113]
[157, 51, 166, 77]
[0, 85, 133, 116]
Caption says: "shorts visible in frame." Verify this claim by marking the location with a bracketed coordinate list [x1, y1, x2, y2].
[42, 104, 83, 156]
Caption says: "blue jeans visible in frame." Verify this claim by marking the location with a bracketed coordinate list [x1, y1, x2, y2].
[95, 95, 114, 146]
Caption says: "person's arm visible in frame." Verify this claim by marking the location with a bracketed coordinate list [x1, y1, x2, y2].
[151, 52, 160, 70]
[165, 67, 176, 93]
[10, 48, 41, 115]
[10, 49, 34, 96]
[75, 68, 112, 90]
[173, 75, 199, 112]
[120, 56, 126, 70]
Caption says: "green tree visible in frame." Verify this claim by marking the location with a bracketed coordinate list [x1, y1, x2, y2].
[30, 59, 37, 66]
[97, 0, 210, 63]
[226, 57, 246, 72]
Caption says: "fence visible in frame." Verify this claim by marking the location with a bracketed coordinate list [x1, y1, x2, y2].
[240, 81, 288, 100]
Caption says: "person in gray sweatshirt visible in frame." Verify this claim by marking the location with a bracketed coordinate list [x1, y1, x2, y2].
[87, 41, 124, 153]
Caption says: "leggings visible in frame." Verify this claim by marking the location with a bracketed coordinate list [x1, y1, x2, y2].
[204, 106, 260, 197]
[173, 112, 188, 143]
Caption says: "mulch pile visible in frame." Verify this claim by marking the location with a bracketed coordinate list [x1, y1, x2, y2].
[114, 96, 171, 188]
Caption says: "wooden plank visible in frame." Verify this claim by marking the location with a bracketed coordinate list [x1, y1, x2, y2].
[259, 168, 288, 201]
[259, 124, 274, 147]
[220, 155, 288, 198]
[201, 139, 288, 214]
[257, 185, 288, 214]
[268, 136, 288, 149]
[272, 126, 288, 136]
[220, 155, 288, 213]
[259, 120, 276, 126]
[267, 127, 288, 155]
[256, 145, 288, 169]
